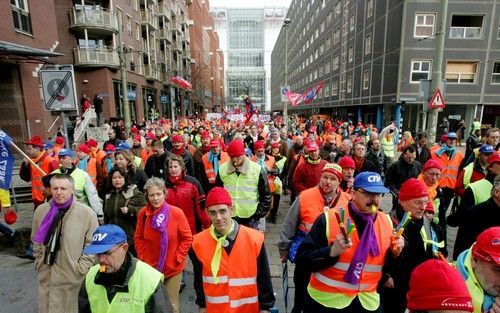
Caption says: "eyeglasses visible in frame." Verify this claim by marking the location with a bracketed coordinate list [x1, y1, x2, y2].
[207, 208, 230, 217]
[356, 189, 382, 198]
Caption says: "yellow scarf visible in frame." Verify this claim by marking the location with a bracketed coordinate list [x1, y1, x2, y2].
[209, 221, 235, 284]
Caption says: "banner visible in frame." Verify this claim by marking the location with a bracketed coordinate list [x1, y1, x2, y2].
[0, 130, 15, 190]
[284, 81, 325, 106]
[206, 113, 222, 121]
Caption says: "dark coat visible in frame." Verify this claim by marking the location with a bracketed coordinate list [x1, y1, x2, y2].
[385, 158, 423, 195]
[411, 143, 431, 165]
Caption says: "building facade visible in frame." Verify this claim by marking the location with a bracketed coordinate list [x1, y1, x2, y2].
[188, 0, 225, 113]
[212, 5, 288, 111]
[271, 0, 500, 133]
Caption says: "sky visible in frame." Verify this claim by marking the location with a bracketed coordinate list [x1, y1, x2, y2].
[209, 0, 292, 8]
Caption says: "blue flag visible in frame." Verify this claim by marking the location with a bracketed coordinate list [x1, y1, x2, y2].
[0, 130, 15, 190]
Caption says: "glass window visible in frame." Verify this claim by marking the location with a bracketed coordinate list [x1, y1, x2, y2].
[348, 46, 353, 63]
[347, 75, 352, 93]
[450, 15, 483, 39]
[334, 28, 340, 44]
[332, 80, 338, 95]
[445, 61, 478, 83]
[365, 34, 372, 54]
[11, 0, 32, 34]
[363, 70, 370, 89]
[492, 62, 500, 84]
[333, 55, 339, 71]
[410, 60, 432, 83]
[414, 13, 435, 38]
[367, 0, 373, 18]
[349, 13, 355, 31]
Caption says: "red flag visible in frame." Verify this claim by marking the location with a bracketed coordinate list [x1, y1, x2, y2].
[284, 91, 305, 106]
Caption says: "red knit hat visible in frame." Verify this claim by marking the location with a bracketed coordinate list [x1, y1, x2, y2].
[338, 156, 355, 169]
[227, 140, 245, 157]
[200, 131, 211, 139]
[487, 152, 500, 165]
[77, 144, 91, 154]
[254, 140, 265, 151]
[209, 140, 220, 148]
[206, 187, 233, 208]
[55, 136, 65, 145]
[472, 226, 500, 265]
[86, 139, 98, 148]
[172, 135, 183, 143]
[423, 159, 443, 172]
[407, 260, 473, 312]
[133, 134, 142, 142]
[271, 142, 281, 149]
[322, 163, 342, 181]
[424, 201, 435, 213]
[398, 178, 429, 201]
[308, 142, 319, 152]
[104, 144, 116, 154]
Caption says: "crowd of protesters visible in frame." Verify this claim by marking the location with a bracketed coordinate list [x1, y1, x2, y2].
[0, 113, 498, 313]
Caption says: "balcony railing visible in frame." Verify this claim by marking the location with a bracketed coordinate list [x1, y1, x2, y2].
[159, 27, 172, 43]
[144, 65, 162, 81]
[170, 19, 181, 33]
[182, 32, 190, 42]
[73, 46, 119, 67]
[69, 7, 118, 33]
[450, 26, 481, 39]
[140, 10, 158, 29]
[171, 39, 182, 51]
[158, 3, 170, 17]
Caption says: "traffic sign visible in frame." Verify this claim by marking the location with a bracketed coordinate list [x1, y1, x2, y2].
[40, 69, 77, 111]
[280, 85, 290, 102]
[428, 88, 445, 109]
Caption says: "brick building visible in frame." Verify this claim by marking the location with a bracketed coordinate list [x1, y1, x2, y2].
[188, 0, 224, 113]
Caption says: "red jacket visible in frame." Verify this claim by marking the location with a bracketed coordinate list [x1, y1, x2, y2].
[135, 203, 193, 278]
[454, 162, 486, 198]
[165, 174, 210, 234]
[292, 159, 327, 194]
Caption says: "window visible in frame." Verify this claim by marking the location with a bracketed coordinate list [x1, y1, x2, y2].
[367, 0, 373, 18]
[327, 11, 333, 25]
[335, 1, 341, 15]
[326, 36, 331, 50]
[349, 13, 355, 31]
[445, 61, 478, 83]
[136, 22, 140, 40]
[348, 46, 353, 63]
[410, 60, 432, 83]
[320, 22, 325, 33]
[325, 61, 331, 73]
[414, 13, 435, 37]
[332, 80, 338, 95]
[319, 44, 324, 56]
[334, 28, 340, 44]
[347, 75, 352, 93]
[363, 70, 370, 89]
[450, 15, 483, 39]
[11, 0, 32, 34]
[365, 34, 372, 54]
[127, 15, 132, 36]
[492, 62, 500, 84]
[333, 55, 339, 70]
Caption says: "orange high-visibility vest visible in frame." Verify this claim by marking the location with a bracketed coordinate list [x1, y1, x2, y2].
[76, 157, 98, 186]
[308, 208, 392, 297]
[431, 149, 464, 189]
[298, 187, 351, 233]
[91, 149, 106, 164]
[202, 152, 230, 184]
[31, 152, 57, 203]
[192, 226, 263, 313]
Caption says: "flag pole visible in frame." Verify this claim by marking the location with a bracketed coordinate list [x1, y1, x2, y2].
[8, 142, 47, 176]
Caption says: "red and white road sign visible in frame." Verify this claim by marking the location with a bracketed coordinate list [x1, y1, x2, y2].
[428, 88, 445, 109]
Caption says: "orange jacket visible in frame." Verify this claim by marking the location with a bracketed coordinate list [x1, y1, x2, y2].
[308, 208, 392, 297]
[76, 157, 98, 186]
[192, 225, 263, 313]
[202, 152, 230, 184]
[27, 152, 58, 203]
[134, 203, 193, 278]
[91, 149, 106, 164]
[431, 149, 464, 189]
[298, 186, 351, 233]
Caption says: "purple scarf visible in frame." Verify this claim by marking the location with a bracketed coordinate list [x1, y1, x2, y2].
[343, 202, 380, 285]
[150, 201, 170, 271]
[33, 197, 73, 244]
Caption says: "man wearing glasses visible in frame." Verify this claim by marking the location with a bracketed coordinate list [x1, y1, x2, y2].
[297, 172, 404, 313]
[191, 187, 275, 313]
[78, 224, 173, 313]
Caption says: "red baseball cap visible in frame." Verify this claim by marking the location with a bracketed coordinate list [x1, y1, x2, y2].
[308, 142, 319, 152]
[55, 136, 65, 145]
[472, 226, 500, 265]
[172, 134, 184, 143]
[86, 139, 98, 148]
[254, 140, 265, 151]
[487, 152, 500, 165]
[271, 142, 281, 149]
[209, 140, 220, 148]
[25, 136, 44, 148]
[77, 144, 91, 154]
[133, 134, 142, 142]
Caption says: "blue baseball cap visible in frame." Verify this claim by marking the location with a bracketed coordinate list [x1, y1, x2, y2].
[446, 132, 458, 139]
[353, 172, 389, 193]
[83, 224, 127, 254]
[43, 141, 54, 149]
[116, 141, 132, 151]
[58, 148, 74, 157]
[479, 144, 495, 154]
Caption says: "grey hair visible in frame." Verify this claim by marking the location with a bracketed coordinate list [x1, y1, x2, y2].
[144, 177, 167, 197]
[493, 174, 500, 190]
[50, 173, 75, 189]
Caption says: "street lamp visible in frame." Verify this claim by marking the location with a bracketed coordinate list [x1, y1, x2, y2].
[283, 17, 291, 130]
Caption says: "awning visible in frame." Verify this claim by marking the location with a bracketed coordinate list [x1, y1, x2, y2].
[0, 40, 63, 58]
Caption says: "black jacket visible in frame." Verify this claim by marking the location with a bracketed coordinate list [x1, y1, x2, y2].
[78, 253, 173, 313]
[144, 151, 172, 179]
[385, 158, 423, 195]
[453, 197, 500, 260]
[366, 149, 388, 176]
[411, 143, 431, 165]
[354, 157, 380, 176]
